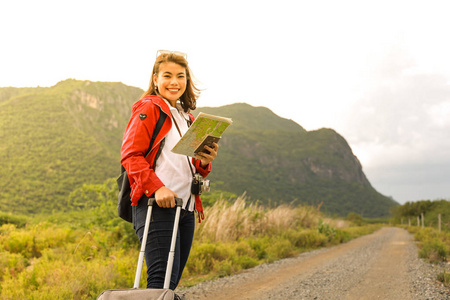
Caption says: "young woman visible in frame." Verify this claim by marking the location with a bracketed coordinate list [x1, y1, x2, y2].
[120, 50, 218, 292]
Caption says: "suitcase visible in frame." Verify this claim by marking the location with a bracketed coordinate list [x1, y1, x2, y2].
[97, 198, 183, 300]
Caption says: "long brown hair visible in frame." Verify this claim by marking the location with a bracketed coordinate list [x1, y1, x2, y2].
[141, 53, 200, 112]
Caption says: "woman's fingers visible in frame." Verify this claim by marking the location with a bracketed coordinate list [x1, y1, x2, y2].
[196, 142, 219, 166]
[155, 186, 177, 208]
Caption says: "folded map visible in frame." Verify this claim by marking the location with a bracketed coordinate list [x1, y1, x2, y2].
[171, 112, 233, 157]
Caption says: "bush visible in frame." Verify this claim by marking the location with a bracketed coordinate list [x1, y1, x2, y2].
[419, 239, 449, 262]
[0, 212, 27, 228]
[414, 227, 438, 241]
[0, 251, 28, 281]
[346, 212, 364, 226]
[318, 219, 336, 241]
[289, 229, 327, 249]
[412, 227, 450, 263]
[0, 223, 74, 259]
[265, 237, 294, 262]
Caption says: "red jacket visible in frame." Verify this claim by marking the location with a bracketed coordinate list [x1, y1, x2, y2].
[120, 95, 211, 220]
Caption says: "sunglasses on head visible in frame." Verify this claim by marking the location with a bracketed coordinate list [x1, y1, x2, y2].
[156, 50, 187, 60]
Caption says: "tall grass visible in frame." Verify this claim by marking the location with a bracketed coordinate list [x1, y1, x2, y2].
[195, 196, 321, 242]
[0, 196, 379, 299]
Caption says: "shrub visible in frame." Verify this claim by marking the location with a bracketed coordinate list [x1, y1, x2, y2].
[414, 227, 438, 242]
[346, 212, 364, 226]
[289, 229, 327, 249]
[265, 237, 294, 262]
[247, 236, 271, 260]
[0, 251, 28, 281]
[232, 255, 258, 270]
[0, 223, 74, 259]
[216, 259, 235, 277]
[419, 239, 449, 262]
[186, 242, 232, 275]
[318, 219, 336, 241]
[412, 227, 450, 263]
[0, 212, 27, 228]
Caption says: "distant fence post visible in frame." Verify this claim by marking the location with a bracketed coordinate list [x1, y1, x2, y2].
[439, 214, 441, 233]
[421, 213, 425, 228]
[408, 218, 411, 227]
[417, 216, 420, 227]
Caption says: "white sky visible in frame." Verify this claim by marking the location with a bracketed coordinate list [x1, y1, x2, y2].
[1, 0, 449, 204]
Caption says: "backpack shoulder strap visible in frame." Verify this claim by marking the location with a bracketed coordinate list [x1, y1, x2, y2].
[145, 109, 167, 158]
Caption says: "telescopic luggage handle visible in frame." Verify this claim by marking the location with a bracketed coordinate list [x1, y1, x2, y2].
[134, 197, 183, 289]
[147, 197, 183, 207]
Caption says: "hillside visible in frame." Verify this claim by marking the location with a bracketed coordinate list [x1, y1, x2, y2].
[0, 80, 397, 217]
[0, 80, 143, 214]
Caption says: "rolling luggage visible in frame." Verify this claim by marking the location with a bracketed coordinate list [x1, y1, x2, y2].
[97, 198, 183, 300]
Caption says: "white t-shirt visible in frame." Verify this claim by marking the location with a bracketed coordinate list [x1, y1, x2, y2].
[154, 99, 195, 211]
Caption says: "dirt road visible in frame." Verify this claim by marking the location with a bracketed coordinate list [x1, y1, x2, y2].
[181, 227, 449, 299]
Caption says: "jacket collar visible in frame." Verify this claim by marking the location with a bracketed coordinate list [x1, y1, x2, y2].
[146, 95, 172, 117]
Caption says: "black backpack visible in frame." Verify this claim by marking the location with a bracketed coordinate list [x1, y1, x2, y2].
[117, 112, 167, 222]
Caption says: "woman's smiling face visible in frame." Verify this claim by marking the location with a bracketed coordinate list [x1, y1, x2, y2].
[154, 62, 187, 106]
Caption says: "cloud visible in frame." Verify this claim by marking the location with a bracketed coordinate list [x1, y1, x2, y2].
[365, 161, 450, 203]
[344, 47, 450, 202]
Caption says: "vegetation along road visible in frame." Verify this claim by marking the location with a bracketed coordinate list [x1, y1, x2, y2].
[182, 227, 450, 299]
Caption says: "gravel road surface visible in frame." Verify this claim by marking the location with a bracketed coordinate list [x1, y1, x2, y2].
[179, 227, 450, 299]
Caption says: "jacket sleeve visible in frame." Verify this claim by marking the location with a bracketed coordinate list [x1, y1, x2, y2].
[120, 102, 165, 206]
[193, 158, 211, 178]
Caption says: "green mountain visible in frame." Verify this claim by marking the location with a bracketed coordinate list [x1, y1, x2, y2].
[0, 79, 398, 217]
[0, 79, 143, 214]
